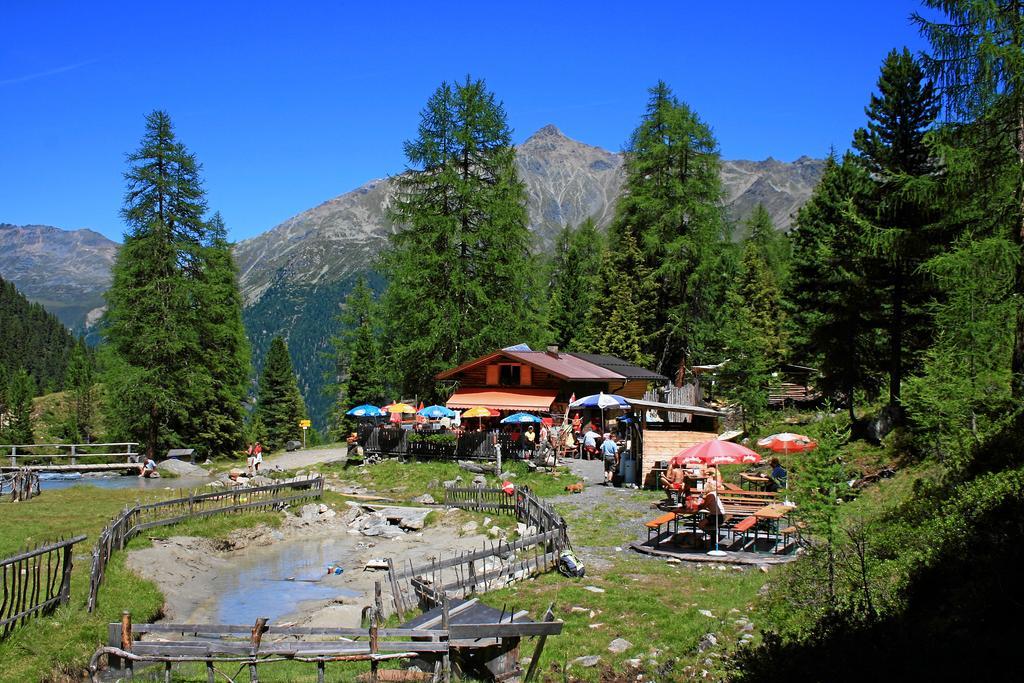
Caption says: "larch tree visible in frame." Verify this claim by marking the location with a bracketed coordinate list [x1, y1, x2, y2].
[915, 0, 1024, 397]
[3, 368, 35, 445]
[380, 76, 540, 399]
[612, 80, 727, 378]
[64, 341, 96, 443]
[103, 110, 249, 458]
[256, 336, 306, 451]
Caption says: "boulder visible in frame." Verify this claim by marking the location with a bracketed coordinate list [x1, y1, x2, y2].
[249, 475, 273, 487]
[300, 504, 320, 521]
[608, 638, 632, 654]
[157, 459, 210, 477]
[472, 474, 487, 487]
[285, 440, 302, 451]
[461, 521, 479, 534]
[413, 493, 435, 505]
[698, 633, 717, 651]
[573, 655, 600, 668]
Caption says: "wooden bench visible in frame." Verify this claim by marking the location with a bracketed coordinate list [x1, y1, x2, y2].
[645, 512, 679, 545]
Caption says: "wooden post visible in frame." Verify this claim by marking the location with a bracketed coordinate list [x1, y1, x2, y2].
[206, 659, 215, 683]
[441, 595, 451, 683]
[70, 444, 77, 466]
[121, 611, 134, 681]
[370, 586, 380, 683]
[59, 540, 74, 605]
[10, 445, 16, 468]
[386, 558, 405, 621]
[317, 659, 325, 683]
[250, 616, 267, 683]
[523, 602, 556, 683]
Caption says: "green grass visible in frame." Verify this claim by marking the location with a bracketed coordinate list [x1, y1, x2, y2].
[0, 485, 292, 682]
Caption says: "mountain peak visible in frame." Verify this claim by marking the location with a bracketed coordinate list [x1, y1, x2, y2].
[530, 124, 564, 139]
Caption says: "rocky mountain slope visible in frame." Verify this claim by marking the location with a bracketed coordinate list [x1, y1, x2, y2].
[2, 126, 824, 426]
[0, 224, 118, 329]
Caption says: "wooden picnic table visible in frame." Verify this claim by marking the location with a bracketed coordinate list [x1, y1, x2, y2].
[751, 503, 797, 552]
[740, 472, 771, 491]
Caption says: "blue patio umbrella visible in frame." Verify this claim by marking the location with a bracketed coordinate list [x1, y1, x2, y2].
[418, 405, 456, 419]
[346, 404, 385, 418]
[499, 412, 543, 424]
[568, 392, 631, 430]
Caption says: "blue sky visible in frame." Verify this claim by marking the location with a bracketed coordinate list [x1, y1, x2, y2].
[1, 1, 930, 243]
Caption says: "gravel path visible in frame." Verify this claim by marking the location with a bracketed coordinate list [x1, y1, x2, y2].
[264, 445, 348, 471]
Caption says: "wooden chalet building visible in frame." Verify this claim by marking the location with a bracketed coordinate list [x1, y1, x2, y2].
[436, 346, 726, 488]
[436, 345, 666, 416]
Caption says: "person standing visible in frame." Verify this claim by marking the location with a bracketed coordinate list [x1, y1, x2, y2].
[253, 441, 263, 473]
[600, 434, 619, 486]
[245, 443, 256, 476]
[524, 425, 537, 454]
[582, 428, 599, 460]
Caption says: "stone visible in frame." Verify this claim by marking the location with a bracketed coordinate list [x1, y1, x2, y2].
[698, 633, 717, 651]
[157, 459, 210, 477]
[665, 557, 681, 564]
[461, 521, 478, 534]
[488, 526, 504, 538]
[570, 606, 589, 613]
[698, 609, 715, 618]
[300, 504, 320, 521]
[207, 480, 225, 489]
[483, 517, 492, 527]
[626, 658, 642, 668]
[249, 475, 273, 487]
[583, 586, 605, 593]
[413, 493, 435, 505]
[573, 655, 600, 668]
[608, 638, 632, 654]
[472, 474, 487, 487]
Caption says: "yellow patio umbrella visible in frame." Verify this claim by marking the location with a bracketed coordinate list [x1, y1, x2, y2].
[382, 402, 416, 414]
[462, 406, 493, 418]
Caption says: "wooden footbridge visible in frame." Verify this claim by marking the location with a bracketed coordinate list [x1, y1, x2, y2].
[0, 443, 141, 474]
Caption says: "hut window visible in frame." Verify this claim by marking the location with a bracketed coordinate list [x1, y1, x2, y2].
[499, 364, 522, 386]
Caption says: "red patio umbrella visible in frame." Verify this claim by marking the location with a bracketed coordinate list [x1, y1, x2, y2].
[670, 439, 762, 466]
[756, 433, 817, 453]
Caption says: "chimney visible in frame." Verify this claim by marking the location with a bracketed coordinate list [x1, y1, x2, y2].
[546, 345, 559, 357]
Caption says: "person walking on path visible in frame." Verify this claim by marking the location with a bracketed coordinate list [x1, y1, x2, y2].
[600, 434, 619, 486]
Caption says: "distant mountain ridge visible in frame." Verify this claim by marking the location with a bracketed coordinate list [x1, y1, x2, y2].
[1, 125, 825, 426]
[0, 224, 118, 329]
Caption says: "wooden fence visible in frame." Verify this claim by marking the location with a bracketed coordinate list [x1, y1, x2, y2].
[0, 442, 139, 469]
[1, 535, 87, 638]
[92, 585, 449, 683]
[87, 476, 324, 612]
[0, 468, 40, 501]
[383, 486, 569, 619]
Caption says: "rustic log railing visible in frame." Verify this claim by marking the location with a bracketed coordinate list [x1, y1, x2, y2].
[361, 427, 528, 462]
[0, 442, 139, 469]
[0, 535, 87, 638]
[0, 468, 40, 501]
[383, 485, 569, 618]
[86, 476, 324, 613]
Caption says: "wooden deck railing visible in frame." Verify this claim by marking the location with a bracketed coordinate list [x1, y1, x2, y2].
[1, 535, 87, 638]
[0, 443, 139, 468]
[87, 476, 324, 612]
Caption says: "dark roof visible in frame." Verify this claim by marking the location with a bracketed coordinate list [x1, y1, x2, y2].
[569, 353, 668, 382]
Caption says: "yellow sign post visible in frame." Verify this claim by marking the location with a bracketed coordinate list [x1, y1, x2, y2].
[299, 419, 311, 448]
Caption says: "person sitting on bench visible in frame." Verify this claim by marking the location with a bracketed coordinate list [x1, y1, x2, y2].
[699, 466, 726, 530]
[767, 457, 788, 492]
[660, 462, 687, 499]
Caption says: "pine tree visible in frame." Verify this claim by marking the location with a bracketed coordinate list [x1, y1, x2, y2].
[64, 341, 96, 443]
[612, 81, 727, 377]
[4, 368, 35, 445]
[852, 48, 942, 414]
[915, 1, 1024, 397]
[787, 154, 884, 420]
[585, 229, 655, 367]
[736, 239, 786, 362]
[743, 204, 791, 289]
[718, 290, 773, 432]
[328, 277, 386, 439]
[380, 76, 541, 399]
[546, 219, 604, 350]
[256, 336, 306, 451]
[191, 213, 251, 456]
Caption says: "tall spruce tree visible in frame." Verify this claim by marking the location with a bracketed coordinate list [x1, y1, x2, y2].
[380, 76, 540, 399]
[192, 213, 251, 455]
[788, 154, 884, 420]
[612, 81, 726, 377]
[256, 336, 306, 451]
[546, 219, 604, 350]
[104, 111, 248, 458]
[585, 228, 655, 367]
[915, 1, 1024, 397]
[328, 277, 386, 439]
[4, 368, 35, 445]
[743, 204, 791, 289]
[64, 342, 96, 443]
[852, 48, 942, 414]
